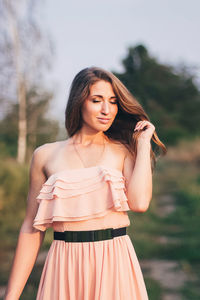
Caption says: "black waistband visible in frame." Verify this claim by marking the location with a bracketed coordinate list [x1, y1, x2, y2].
[54, 227, 127, 243]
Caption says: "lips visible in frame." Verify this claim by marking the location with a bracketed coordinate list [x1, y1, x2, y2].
[97, 117, 111, 124]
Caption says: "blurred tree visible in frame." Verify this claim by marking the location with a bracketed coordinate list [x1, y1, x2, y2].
[0, 0, 54, 163]
[113, 44, 200, 145]
[0, 86, 59, 162]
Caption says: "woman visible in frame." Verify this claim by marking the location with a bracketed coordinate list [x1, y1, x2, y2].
[4, 66, 167, 299]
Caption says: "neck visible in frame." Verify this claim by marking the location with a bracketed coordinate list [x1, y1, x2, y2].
[72, 129, 108, 146]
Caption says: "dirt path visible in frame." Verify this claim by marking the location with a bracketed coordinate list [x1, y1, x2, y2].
[140, 193, 196, 300]
[141, 259, 190, 300]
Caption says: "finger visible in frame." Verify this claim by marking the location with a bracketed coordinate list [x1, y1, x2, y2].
[135, 121, 142, 127]
[138, 121, 151, 127]
[135, 120, 146, 127]
[135, 121, 149, 130]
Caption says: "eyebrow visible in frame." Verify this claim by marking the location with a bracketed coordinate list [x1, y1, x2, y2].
[91, 94, 117, 99]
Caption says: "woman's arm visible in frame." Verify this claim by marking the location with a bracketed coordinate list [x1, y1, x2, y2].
[123, 139, 152, 212]
[4, 146, 48, 300]
[123, 120, 155, 212]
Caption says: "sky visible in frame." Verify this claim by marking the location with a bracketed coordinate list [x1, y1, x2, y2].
[41, 0, 200, 125]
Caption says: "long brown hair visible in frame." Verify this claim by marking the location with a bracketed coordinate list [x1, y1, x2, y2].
[65, 66, 167, 172]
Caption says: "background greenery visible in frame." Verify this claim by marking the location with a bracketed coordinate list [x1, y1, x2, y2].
[0, 42, 200, 299]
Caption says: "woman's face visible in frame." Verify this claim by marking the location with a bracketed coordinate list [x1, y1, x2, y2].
[81, 80, 118, 132]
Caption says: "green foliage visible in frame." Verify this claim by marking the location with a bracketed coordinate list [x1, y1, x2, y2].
[145, 277, 163, 299]
[181, 282, 200, 300]
[0, 159, 53, 249]
[161, 190, 200, 262]
[0, 160, 28, 247]
[0, 86, 59, 162]
[113, 44, 200, 145]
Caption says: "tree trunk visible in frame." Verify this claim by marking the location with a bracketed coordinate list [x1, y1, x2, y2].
[5, 0, 27, 163]
[17, 79, 27, 163]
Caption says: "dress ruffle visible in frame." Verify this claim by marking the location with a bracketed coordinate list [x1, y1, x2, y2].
[33, 166, 131, 231]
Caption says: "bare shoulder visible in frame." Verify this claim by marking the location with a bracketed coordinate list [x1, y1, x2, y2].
[33, 141, 65, 162]
[30, 143, 56, 179]
[33, 140, 63, 156]
[108, 139, 134, 160]
[107, 139, 128, 157]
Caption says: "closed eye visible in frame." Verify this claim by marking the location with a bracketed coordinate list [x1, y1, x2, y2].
[92, 99, 118, 104]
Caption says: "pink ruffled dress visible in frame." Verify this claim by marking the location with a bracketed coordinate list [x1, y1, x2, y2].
[33, 165, 149, 300]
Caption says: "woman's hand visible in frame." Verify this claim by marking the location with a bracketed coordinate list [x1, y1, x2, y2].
[134, 120, 155, 142]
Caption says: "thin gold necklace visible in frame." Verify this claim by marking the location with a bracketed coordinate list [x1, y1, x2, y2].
[72, 136, 106, 168]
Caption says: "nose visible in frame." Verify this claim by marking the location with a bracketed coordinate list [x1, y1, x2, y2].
[101, 101, 110, 115]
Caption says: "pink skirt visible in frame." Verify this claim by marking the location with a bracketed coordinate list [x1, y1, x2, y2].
[36, 234, 149, 300]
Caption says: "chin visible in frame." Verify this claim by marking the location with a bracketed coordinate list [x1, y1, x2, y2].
[87, 120, 113, 132]
[98, 123, 112, 129]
